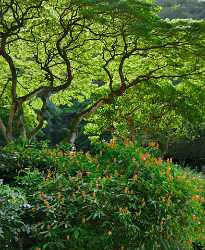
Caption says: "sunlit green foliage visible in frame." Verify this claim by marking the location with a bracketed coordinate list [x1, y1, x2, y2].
[0, 0, 205, 144]
[0, 142, 204, 249]
[85, 78, 205, 151]
[1, 2, 205, 250]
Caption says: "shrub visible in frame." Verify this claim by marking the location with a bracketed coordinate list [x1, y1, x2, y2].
[0, 142, 57, 182]
[8, 142, 204, 249]
[0, 185, 27, 249]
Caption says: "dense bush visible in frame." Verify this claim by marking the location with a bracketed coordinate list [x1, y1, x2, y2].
[0, 142, 204, 249]
[0, 142, 57, 183]
[0, 185, 27, 249]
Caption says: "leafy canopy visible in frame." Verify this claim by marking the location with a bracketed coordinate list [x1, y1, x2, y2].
[0, 0, 205, 144]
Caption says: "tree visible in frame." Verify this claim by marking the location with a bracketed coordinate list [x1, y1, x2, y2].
[0, 0, 205, 145]
[157, 0, 205, 19]
[85, 78, 205, 152]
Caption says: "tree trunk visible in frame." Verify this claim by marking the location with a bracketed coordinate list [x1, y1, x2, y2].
[127, 116, 136, 143]
[0, 118, 11, 144]
[67, 117, 82, 145]
[17, 105, 27, 140]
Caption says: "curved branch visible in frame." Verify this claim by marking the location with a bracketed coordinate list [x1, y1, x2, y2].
[28, 95, 47, 140]
[0, 48, 17, 100]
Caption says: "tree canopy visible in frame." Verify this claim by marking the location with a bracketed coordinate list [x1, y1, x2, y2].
[0, 0, 205, 144]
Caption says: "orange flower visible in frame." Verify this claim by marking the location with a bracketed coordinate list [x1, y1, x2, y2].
[132, 174, 138, 181]
[141, 155, 146, 161]
[93, 191, 97, 203]
[166, 158, 172, 164]
[186, 240, 192, 246]
[46, 170, 53, 180]
[43, 200, 51, 209]
[56, 192, 64, 201]
[131, 156, 136, 161]
[148, 141, 155, 147]
[140, 153, 150, 161]
[107, 139, 116, 148]
[69, 151, 77, 157]
[124, 138, 130, 146]
[40, 192, 46, 200]
[119, 207, 129, 214]
[166, 165, 173, 181]
[192, 195, 205, 203]
[192, 214, 197, 221]
[154, 158, 163, 166]
[141, 199, 146, 206]
[93, 192, 96, 199]
[148, 141, 159, 149]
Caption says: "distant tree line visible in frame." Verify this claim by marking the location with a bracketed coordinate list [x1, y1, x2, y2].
[157, 0, 205, 19]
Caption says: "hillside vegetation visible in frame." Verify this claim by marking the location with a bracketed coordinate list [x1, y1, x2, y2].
[0, 142, 205, 249]
[0, 0, 205, 249]
[157, 0, 205, 19]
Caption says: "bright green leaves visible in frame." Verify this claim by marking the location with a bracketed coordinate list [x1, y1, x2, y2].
[74, 0, 160, 36]
[1, 142, 204, 249]
[85, 75, 205, 148]
[0, 0, 205, 144]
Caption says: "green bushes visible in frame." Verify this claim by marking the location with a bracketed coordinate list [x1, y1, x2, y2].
[0, 142, 58, 182]
[0, 185, 26, 249]
[0, 142, 204, 249]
